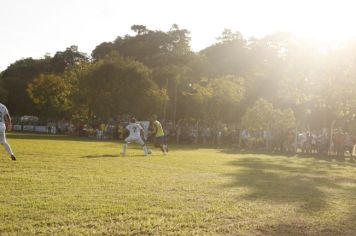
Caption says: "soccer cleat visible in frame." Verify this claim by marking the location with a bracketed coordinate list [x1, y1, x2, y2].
[10, 155, 16, 161]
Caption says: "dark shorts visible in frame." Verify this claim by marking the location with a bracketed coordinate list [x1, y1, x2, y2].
[154, 136, 165, 144]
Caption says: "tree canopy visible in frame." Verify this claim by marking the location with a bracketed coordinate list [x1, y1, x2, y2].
[1, 25, 356, 131]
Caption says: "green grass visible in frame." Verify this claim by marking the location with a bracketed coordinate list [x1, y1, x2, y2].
[1, 133, 356, 235]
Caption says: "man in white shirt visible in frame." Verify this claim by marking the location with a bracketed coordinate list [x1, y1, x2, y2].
[121, 117, 150, 157]
[0, 103, 16, 161]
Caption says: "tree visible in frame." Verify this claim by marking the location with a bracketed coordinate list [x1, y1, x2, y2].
[61, 60, 93, 121]
[241, 99, 274, 131]
[78, 53, 167, 119]
[0, 46, 88, 116]
[51, 45, 89, 73]
[91, 42, 115, 61]
[0, 58, 53, 115]
[200, 29, 248, 76]
[217, 29, 244, 43]
[208, 75, 245, 122]
[131, 25, 148, 35]
[27, 74, 72, 118]
[0, 77, 8, 103]
[179, 81, 213, 119]
[241, 98, 295, 133]
[91, 24, 192, 67]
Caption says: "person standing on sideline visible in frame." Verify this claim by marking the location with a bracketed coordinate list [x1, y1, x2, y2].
[0, 103, 16, 161]
[150, 115, 168, 155]
[121, 117, 150, 157]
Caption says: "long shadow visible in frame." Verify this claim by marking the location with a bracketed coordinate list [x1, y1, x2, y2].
[81, 154, 119, 159]
[221, 148, 296, 157]
[223, 157, 356, 214]
[146, 142, 219, 151]
[7, 132, 120, 143]
[254, 184, 356, 235]
[8, 133, 222, 150]
[252, 222, 313, 236]
[345, 204, 356, 233]
[221, 148, 356, 165]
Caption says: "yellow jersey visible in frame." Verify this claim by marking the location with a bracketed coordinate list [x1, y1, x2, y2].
[153, 120, 164, 137]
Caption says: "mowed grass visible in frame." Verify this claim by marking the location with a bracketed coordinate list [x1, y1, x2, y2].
[1, 133, 356, 235]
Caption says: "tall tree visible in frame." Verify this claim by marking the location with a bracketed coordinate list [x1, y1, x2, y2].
[91, 24, 192, 67]
[0, 58, 52, 115]
[27, 74, 72, 118]
[200, 29, 248, 76]
[51, 45, 89, 73]
[77, 53, 167, 119]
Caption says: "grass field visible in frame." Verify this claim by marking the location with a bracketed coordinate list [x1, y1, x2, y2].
[1, 133, 356, 235]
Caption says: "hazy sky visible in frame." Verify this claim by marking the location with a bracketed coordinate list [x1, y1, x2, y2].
[1, 0, 356, 71]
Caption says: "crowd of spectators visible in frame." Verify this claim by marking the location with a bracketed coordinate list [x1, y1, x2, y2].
[13, 116, 356, 158]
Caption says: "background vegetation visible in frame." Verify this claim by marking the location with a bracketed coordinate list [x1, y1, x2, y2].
[1, 25, 356, 130]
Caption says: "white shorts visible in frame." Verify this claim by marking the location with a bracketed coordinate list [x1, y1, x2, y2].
[0, 131, 6, 144]
[125, 136, 145, 146]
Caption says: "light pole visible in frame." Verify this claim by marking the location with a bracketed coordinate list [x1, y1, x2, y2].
[163, 77, 168, 121]
[173, 79, 178, 128]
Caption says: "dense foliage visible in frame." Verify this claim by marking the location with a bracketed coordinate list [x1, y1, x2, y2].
[1, 25, 356, 130]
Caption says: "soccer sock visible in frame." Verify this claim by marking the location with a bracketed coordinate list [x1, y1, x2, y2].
[122, 144, 127, 155]
[160, 145, 165, 153]
[2, 142, 14, 156]
[143, 146, 148, 155]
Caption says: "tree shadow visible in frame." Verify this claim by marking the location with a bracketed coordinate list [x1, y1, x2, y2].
[253, 187, 356, 236]
[221, 148, 296, 157]
[253, 222, 343, 236]
[220, 148, 356, 165]
[223, 157, 356, 214]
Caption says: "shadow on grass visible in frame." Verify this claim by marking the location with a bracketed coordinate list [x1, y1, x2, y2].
[254, 192, 356, 235]
[221, 148, 356, 164]
[81, 154, 119, 159]
[7, 132, 119, 143]
[221, 148, 296, 157]
[8, 133, 213, 150]
[254, 222, 313, 236]
[223, 156, 356, 214]
[81, 153, 152, 158]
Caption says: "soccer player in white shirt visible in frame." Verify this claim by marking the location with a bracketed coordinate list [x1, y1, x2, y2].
[121, 117, 150, 157]
[0, 103, 16, 161]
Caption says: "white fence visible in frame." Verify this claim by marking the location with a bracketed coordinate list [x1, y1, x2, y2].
[13, 125, 49, 133]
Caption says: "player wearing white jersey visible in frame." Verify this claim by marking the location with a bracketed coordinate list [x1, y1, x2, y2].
[0, 103, 16, 161]
[121, 117, 150, 156]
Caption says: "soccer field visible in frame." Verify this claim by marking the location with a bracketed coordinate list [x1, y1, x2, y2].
[1, 133, 356, 235]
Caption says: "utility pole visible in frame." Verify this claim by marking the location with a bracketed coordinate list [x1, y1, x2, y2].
[173, 78, 178, 128]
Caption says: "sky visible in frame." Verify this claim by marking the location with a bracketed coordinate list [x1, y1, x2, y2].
[1, 0, 356, 71]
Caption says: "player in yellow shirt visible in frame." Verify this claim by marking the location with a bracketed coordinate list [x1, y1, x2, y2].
[150, 115, 168, 155]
